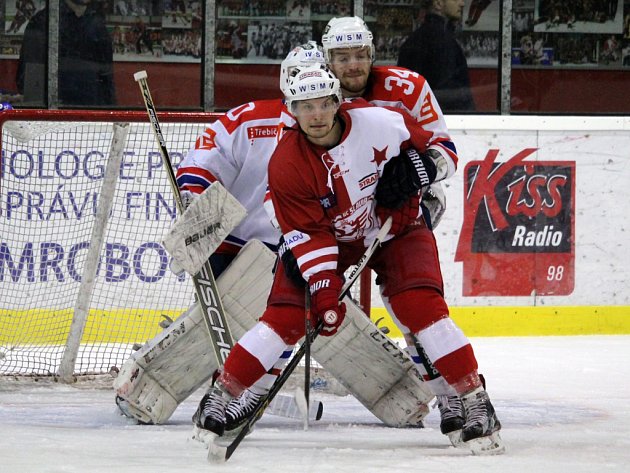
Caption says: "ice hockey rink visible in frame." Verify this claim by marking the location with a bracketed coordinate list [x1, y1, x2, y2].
[1, 335, 628, 473]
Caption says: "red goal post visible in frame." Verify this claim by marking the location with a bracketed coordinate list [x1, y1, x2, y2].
[0, 109, 371, 379]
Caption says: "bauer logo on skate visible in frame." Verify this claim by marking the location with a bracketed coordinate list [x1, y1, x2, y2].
[455, 148, 575, 297]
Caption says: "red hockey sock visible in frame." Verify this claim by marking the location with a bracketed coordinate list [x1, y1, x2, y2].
[220, 344, 268, 397]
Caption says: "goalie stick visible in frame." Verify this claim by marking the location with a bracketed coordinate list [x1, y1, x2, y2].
[209, 217, 393, 463]
[134, 70, 235, 366]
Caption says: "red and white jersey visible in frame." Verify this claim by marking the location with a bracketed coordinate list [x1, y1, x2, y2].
[176, 99, 294, 252]
[268, 99, 436, 280]
[365, 66, 458, 165]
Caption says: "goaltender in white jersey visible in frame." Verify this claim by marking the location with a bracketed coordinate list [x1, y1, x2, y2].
[114, 42, 433, 434]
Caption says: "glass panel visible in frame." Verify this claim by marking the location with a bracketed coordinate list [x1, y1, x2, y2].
[511, 0, 630, 113]
[2, 1, 629, 113]
[214, 0, 353, 110]
[0, 0, 203, 110]
[2, 0, 47, 108]
[387, 0, 500, 113]
[106, 0, 202, 109]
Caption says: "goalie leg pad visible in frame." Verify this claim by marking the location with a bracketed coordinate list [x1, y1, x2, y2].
[311, 299, 434, 427]
[113, 240, 276, 424]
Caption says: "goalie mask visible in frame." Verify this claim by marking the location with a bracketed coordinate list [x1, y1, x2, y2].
[284, 65, 342, 115]
[280, 41, 326, 95]
[321, 16, 375, 63]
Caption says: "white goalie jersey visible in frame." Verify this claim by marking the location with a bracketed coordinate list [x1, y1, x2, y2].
[176, 99, 295, 253]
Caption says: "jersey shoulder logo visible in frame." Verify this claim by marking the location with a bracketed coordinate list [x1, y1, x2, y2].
[418, 93, 438, 126]
[195, 127, 217, 150]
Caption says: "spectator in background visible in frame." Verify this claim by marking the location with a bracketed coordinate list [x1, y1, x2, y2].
[7, 0, 37, 34]
[16, 0, 115, 106]
[397, 0, 475, 112]
[132, 17, 154, 55]
[465, 0, 493, 27]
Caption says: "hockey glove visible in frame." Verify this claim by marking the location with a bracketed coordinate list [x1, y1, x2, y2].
[375, 147, 438, 209]
[421, 183, 446, 230]
[376, 193, 421, 236]
[308, 271, 346, 337]
[278, 236, 306, 288]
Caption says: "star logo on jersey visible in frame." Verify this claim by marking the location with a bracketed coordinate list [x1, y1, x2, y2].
[371, 147, 388, 167]
[195, 127, 217, 150]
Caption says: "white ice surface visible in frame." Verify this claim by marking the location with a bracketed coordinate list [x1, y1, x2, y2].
[1, 336, 629, 473]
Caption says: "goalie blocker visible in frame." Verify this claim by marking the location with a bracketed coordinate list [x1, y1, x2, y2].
[114, 241, 432, 427]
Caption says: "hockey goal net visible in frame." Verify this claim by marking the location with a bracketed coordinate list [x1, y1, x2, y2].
[0, 109, 371, 380]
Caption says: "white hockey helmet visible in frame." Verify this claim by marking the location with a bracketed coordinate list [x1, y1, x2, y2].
[321, 16, 374, 63]
[284, 64, 342, 114]
[280, 41, 326, 95]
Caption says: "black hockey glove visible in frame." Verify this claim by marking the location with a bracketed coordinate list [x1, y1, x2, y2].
[375, 147, 438, 209]
[277, 236, 306, 288]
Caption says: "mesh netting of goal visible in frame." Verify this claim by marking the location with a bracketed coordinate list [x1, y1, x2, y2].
[0, 110, 217, 377]
[0, 110, 371, 379]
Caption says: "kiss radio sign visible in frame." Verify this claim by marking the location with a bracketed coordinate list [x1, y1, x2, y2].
[455, 148, 575, 297]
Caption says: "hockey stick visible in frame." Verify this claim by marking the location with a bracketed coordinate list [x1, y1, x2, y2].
[134, 70, 235, 366]
[304, 290, 311, 430]
[209, 217, 393, 463]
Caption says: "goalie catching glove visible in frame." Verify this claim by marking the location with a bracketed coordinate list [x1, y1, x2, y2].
[308, 271, 346, 336]
[375, 147, 445, 209]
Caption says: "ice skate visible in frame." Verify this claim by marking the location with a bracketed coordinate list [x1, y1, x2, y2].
[224, 388, 265, 434]
[436, 395, 465, 447]
[191, 385, 232, 445]
[460, 387, 505, 455]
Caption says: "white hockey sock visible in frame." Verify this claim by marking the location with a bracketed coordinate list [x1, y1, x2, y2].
[248, 347, 292, 395]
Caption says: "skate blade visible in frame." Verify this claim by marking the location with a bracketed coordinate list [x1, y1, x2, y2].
[466, 431, 506, 455]
[191, 426, 220, 448]
[207, 442, 227, 463]
[223, 423, 255, 440]
[446, 429, 465, 448]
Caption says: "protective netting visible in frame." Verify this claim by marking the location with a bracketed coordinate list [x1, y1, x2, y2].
[0, 112, 207, 376]
[0, 111, 370, 378]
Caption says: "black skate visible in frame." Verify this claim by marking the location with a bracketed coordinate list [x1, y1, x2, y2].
[461, 387, 505, 455]
[224, 389, 265, 434]
[436, 395, 465, 447]
[191, 386, 232, 444]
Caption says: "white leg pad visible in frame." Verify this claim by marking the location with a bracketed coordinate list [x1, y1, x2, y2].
[113, 240, 276, 424]
[311, 298, 434, 427]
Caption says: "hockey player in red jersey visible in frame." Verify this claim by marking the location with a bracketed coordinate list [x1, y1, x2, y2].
[322, 15, 477, 446]
[199, 65, 504, 455]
